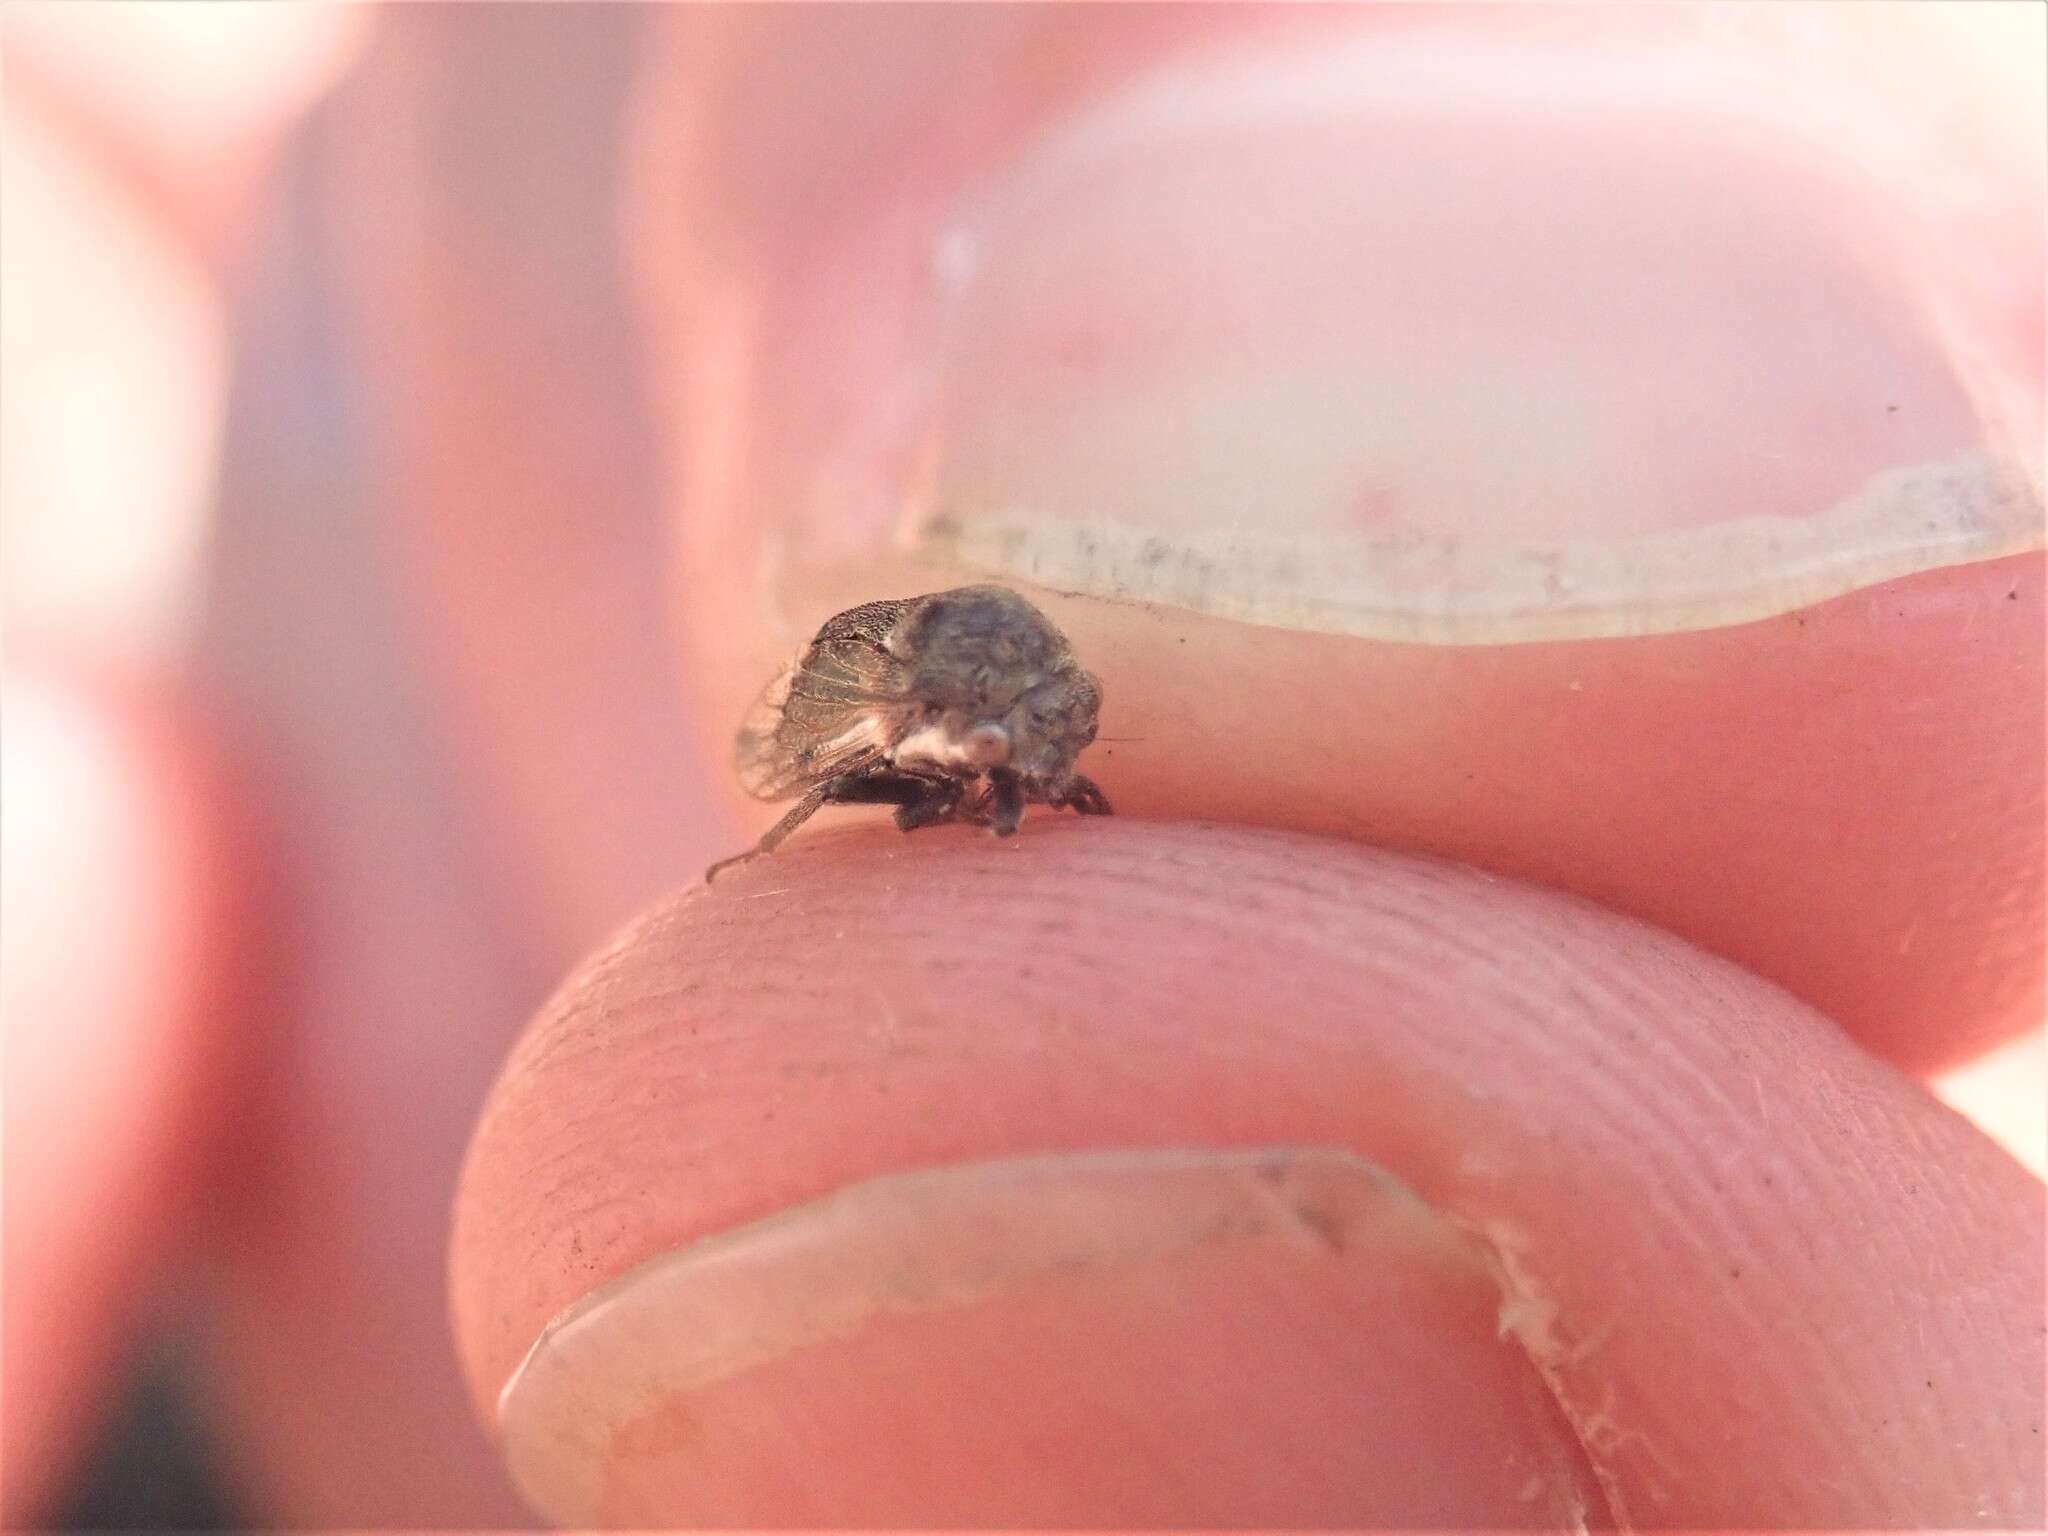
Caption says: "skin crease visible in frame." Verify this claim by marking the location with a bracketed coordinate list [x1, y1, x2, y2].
[6, 5, 2042, 1527]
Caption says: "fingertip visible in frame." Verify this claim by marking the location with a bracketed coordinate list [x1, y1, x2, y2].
[454, 820, 2042, 1525]
[647, 4, 2044, 1077]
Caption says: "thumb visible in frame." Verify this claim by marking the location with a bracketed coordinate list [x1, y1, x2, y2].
[453, 822, 2042, 1526]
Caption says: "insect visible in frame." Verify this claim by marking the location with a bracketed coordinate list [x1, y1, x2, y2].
[705, 585, 1112, 880]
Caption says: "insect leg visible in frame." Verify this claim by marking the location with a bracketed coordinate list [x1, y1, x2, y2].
[703, 772, 970, 883]
[892, 777, 964, 831]
[1059, 775, 1113, 816]
[704, 782, 832, 882]
[988, 768, 1026, 837]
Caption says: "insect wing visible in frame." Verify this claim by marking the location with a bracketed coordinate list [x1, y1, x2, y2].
[734, 599, 917, 800]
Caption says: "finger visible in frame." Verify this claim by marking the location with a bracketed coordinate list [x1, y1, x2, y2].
[642, 6, 2044, 1074]
[0, 670, 236, 1521]
[452, 821, 2042, 1527]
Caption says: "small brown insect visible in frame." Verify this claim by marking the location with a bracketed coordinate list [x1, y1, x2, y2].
[706, 585, 1111, 880]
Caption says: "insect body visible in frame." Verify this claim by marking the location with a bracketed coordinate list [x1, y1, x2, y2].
[706, 585, 1111, 880]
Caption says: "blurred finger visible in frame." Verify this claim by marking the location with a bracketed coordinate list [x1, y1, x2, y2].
[0, 670, 236, 1520]
[3, 0, 367, 264]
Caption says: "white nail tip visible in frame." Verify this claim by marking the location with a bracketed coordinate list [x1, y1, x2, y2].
[909, 451, 2038, 643]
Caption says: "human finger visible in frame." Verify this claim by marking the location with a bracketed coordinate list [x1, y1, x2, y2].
[641, 5, 2044, 1074]
[453, 821, 2042, 1526]
[0, 670, 238, 1520]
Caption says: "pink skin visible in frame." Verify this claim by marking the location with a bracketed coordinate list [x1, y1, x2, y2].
[0, 669, 241, 1521]
[2, 10, 352, 1518]
[6, 5, 2042, 1527]
[454, 823, 2042, 1526]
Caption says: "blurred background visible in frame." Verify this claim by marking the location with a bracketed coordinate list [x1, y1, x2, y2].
[4, 6, 735, 1524]
[1, 3, 2041, 1528]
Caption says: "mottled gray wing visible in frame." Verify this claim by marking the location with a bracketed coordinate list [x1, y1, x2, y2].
[734, 597, 920, 801]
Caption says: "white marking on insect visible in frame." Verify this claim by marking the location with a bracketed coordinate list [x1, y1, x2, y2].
[893, 720, 1012, 772]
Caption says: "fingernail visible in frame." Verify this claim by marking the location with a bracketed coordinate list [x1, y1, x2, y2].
[496, 1147, 1608, 1527]
[786, 22, 2041, 643]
